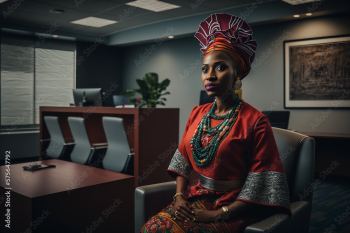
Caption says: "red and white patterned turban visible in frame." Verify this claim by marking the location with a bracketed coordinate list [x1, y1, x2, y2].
[194, 13, 257, 80]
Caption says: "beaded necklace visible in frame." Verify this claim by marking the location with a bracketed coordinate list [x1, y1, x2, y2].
[190, 94, 242, 168]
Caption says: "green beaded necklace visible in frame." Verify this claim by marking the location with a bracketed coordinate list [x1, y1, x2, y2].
[190, 93, 242, 168]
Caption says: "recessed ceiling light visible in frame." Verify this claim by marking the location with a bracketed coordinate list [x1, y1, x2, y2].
[52, 35, 59, 38]
[0, 0, 8, 3]
[71, 17, 117, 27]
[126, 0, 180, 12]
[282, 0, 319, 5]
[50, 9, 65, 14]
[293, 15, 300, 17]
[168, 36, 174, 39]
[306, 13, 312, 16]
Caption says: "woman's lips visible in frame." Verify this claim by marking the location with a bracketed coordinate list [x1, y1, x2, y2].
[206, 85, 218, 90]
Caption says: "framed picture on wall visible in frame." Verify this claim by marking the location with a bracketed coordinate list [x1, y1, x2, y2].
[284, 35, 350, 109]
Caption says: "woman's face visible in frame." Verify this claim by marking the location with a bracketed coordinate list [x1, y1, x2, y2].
[201, 50, 238, 98]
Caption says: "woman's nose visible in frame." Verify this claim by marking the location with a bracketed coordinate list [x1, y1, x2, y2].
[207, 69, 216, 80]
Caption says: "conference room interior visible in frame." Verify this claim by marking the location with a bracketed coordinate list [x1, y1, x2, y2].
[0, 0, 350, 233]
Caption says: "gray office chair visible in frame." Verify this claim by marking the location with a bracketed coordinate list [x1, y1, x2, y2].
[102, 117, 134, 175]
[68, 117, 108, 165]
[41, 116, 75, 160]
[135, 127, 315, 233]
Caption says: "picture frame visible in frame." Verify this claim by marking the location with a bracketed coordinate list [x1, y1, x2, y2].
[284, 35, 350, 109]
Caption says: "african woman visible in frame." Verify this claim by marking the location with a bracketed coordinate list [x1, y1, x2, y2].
[141, 13, 291, 233]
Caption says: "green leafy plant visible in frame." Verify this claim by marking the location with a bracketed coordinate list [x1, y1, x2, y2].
[120, 72, 170, 107]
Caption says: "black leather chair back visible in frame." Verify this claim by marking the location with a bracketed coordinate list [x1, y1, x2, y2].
[272, 127, 315, 207]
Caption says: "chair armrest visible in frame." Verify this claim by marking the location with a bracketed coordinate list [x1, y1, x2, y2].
[91, 145, 108, 150]
[135, 181, 176, 233]
[244, 201, 310, 233]
[245, 213, 289, 233]
[288, 201, 311, 233]
[60, 143, 75, 161]
[63, 142, 75, 146]
[87, 147, 107, 167]
[121, 153, 134, 175]
[40, 139, 51, 142]
[91, 142, 108, 147]
[40, 139, 51, 160]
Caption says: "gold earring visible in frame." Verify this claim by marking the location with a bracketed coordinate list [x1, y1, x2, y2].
[234, 77, 242, 90]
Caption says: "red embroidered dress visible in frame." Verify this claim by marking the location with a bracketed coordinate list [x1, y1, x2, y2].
[141, 100, 291, 233]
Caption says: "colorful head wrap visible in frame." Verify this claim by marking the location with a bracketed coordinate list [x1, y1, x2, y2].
[194, 13, 257, 80]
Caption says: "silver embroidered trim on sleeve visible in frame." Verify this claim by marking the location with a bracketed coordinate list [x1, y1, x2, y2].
[237, 171, 290, 209]
[168, 148, 191, 181]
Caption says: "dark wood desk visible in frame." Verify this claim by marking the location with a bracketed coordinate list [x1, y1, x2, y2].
[299, 132, 350, 177]
[0, 159, 134, 233]
[40, 106, 179, 187]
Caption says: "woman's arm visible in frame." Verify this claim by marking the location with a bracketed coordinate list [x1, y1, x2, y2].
[175, 175, 188, 193]
[214, 200, 275, 221]
[171, 176, 196, 222]
[193, 200, 274, 222]
[215, 200, 254, 220]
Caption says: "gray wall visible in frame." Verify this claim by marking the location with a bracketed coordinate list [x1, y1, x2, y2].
[76, 41, 124, 106]
[121, 13, 350, 142]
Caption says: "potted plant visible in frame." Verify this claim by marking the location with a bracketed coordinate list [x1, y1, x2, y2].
[120, 72, 170, 107]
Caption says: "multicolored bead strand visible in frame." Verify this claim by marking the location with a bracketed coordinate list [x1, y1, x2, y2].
[190, 93, 242, 167]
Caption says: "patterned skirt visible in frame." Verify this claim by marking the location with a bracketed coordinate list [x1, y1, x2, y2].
[140, 194, 262, 233]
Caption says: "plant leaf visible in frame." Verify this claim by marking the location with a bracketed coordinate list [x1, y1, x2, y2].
[145, 73, 158, 89]
[158, 79, 170, 92]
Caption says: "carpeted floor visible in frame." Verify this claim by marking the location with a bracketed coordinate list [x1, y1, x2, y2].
[309, 175, 350, 233]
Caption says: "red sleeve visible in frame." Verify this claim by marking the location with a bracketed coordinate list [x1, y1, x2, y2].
[236, 115, 292, 217]
[167, 106, 197, 182]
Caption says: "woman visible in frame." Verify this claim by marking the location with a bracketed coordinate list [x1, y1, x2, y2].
[141, 13, 291, 233]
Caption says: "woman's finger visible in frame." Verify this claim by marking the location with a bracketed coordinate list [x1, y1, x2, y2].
[176, 210, 189, 222]
[186, 202, 195, 215]
[173, 209, 185, 222]
[179, 204, 195, 220]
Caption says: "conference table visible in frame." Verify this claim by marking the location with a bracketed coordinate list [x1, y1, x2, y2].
[0, 159, 134, 233]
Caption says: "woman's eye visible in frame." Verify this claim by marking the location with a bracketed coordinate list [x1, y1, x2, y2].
[217, 65, 226, 71]
[202, 67, 208, 73]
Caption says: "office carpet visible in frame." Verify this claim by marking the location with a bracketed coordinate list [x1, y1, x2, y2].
[309, 175, 350, 233]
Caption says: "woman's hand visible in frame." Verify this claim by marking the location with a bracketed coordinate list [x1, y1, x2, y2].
[192, 209, 222, 223]
[171, 196, 195, 222]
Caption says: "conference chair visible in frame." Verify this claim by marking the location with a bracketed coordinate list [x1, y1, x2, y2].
[41, 116, 75, 160]
[134, 127, 315, 233]
[67, 117, 108, 165]
[101, 116, 134, 175]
